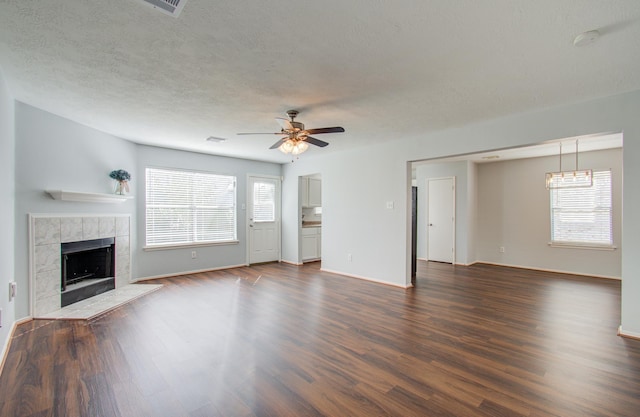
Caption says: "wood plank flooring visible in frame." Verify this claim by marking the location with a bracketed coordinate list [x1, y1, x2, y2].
[1, 261, 639, 416]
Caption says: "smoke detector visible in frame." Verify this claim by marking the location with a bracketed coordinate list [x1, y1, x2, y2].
[136, 0, 188, 17]
[206, 136, 226, 143]
[573, 30, 600, 47]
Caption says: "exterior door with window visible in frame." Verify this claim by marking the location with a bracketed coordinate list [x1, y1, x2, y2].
[248, 176, 281, 264]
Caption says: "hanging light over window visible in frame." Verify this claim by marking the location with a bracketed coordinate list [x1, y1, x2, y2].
[279, 139, 309, 155]
[545, 140, 593, 189]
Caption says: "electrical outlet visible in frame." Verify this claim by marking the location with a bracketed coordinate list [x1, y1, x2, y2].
[9, 281, 17, 300]
[0, 308, 2, 328]
[499, 246, 505, 253]
[191, 251, 197, 259]
[348, 253, 353, 262]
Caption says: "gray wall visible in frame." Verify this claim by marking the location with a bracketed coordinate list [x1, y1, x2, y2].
[12, 103, 282, 321]
[135, 145, 281, 279]
[14, 103, 138, 319]
[476, 148, 622, 278]
[414, 161, 474, 265]
[0, 68, 15, 352]
[413, 148, 621, 277]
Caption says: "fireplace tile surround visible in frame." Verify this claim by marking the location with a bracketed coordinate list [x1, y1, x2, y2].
[30, 214, 134, 318]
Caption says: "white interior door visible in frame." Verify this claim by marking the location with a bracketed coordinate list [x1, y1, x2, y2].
[248, 176, 281, 264]
[427, 177, 455, 263]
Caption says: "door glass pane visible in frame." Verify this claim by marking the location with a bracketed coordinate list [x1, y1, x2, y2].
[253, 181, 275, 222]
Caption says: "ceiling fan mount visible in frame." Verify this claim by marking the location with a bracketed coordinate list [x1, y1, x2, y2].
[237, 109, 345, 155]
[286, 109, 299, 120]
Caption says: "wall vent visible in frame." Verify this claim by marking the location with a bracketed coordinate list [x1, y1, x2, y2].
[136, 0, 188, 17]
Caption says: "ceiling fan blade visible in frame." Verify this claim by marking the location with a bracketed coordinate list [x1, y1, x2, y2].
[237, 132, 282, 135]
[304, 127, 345, 135]
[275, 117, 294, 131]
[304, 136, 329, 147]
[269, 137, 289, 149]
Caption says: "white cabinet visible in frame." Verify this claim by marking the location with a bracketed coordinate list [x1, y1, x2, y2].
[302, 227, 321, 261]
[302, 178, 321, 207]
[308, 178, 322, 207]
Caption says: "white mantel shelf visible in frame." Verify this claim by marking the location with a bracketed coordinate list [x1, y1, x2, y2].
[46, 190, 134, 203]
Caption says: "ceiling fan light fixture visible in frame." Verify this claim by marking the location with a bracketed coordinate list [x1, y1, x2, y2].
[279, 139, 309, 155]
[279, 139, 294, 154]
[292, 141, 309, 155]
[239, 110, 343, 155]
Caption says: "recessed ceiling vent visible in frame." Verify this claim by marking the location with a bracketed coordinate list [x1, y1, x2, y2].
[136, 0, 188, 17]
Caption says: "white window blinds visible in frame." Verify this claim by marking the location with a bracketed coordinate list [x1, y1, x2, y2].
[252, 181, 275, 222]
[146, 168, 237, 246]
[550, 170, 612, 246]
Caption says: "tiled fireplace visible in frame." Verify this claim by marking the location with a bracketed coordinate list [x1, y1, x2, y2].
[30, 214, 131, 317]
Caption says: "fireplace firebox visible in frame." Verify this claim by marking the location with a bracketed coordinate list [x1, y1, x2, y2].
[61, 237, 116, 307]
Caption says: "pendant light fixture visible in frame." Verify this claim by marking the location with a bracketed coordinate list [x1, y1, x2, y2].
[545, 140, 593, 189]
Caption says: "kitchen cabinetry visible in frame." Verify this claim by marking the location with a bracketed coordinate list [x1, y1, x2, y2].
[302, 178, 321, 207]
[302, 226, 321, 261]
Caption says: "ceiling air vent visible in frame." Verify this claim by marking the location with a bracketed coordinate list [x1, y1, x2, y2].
[136, 0, 188, 17]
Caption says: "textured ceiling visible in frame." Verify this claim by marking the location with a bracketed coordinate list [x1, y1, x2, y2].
[1, 1, 639, 163]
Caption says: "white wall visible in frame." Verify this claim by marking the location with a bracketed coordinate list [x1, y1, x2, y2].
[282, 146, 408, 286]
[14, 103, 137, 319]
[282, 90, 640, 335]
[135, 145, 281, 279]
[0, 68, 15, 355]
[8, 89, 640, 338]
[477, 148, 622, 278]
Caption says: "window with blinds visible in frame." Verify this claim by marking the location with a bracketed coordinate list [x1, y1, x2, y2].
[550, 169, 612, 247]
[145, 167, 237, 247]
[252, 181, 275, 222]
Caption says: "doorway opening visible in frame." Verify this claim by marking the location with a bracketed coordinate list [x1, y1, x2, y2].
[408, 132, 622, 286]
[300, 174, 322, 263]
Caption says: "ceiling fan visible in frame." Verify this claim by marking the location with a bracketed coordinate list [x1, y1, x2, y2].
[238, 110, 345, 155]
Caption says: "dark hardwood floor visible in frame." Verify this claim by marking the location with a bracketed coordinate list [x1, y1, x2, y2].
[1, 261, 639, 416]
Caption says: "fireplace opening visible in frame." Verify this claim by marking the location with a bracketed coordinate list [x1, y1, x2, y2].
[61, 237, 116, 307]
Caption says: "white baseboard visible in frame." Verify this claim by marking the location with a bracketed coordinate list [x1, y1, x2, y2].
[320, 268, 411, 289]
[0, 317, 32, 378]
[418, 258, 472, 266]
[135, 264, 248, 281]
[280, 259, 303, 266]
[618, 326, 640, 340]
[474, 261, 621, 280]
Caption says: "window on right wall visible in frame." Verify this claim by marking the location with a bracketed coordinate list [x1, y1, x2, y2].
[550, 169, 613, 248]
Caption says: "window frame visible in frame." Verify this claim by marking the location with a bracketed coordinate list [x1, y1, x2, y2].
[548, 169, 615, 250]
[144, 166, 239, 250]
